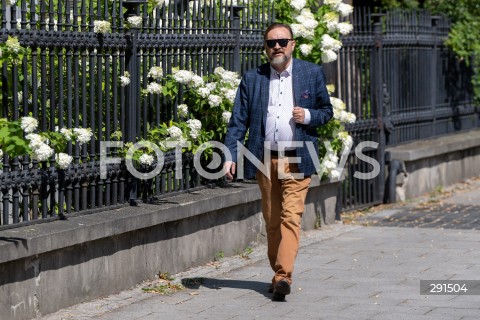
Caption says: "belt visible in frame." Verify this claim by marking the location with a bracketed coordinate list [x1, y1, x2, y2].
[269, 149, 297, 157]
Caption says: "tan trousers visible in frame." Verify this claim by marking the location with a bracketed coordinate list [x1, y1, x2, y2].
[256, 157, 311, 285]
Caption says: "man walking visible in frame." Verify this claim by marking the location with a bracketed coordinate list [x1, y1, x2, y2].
[223, 23, 333, 301]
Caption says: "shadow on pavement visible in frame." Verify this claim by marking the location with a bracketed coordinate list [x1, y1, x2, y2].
[181, 277, 272, 299]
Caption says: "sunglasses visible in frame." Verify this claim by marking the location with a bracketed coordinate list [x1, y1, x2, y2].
[265, 38, 293, 48]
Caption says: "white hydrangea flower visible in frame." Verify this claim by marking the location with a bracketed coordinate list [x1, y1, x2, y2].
[324, 0, 342, 8]
[296, 9, 318, 30]
[329, 168, 341, 179]
[326, 84, 336, 95]
[0, 149, 3, 161]
[177, 104, 189, 118]
[324, 11, 339, 32]
[222, 111, 232, 124]
[56, 152, 73, 169]
[146, 82, 162, 94]
[299, 44, 313, 56]
[188, 75, 203, 88]
[148, 66, 164, 80]
[139, 153, 155, 166]
[127, 15, 142, 28]
[330, 97, 346, 110]
[338, 132, 353, 149]
[167, 125, 183, 139]
[217, 70, 240, 85]
[214, 67, 225, 75]
[345, 112, 356, 123]
[321, 34, 342, 51]
[337, 22, 353, 35]
[186, 119, 202, 139]
[186, 119, 202, 131]
[324, 159, 337, 171]
[208, 94, 222, 107]
[291, 24, 315, 40]
[33, 143, 54, 161]
[60, 128, 74, 141]
[20, 116, 38, 133]
[189, 130, 199, 139]
[333, 108, 342, 120]
[7, 0, 16, 6]
[120, 75, 130, 87]
[6, 36, 22, 53]
[172, 69, 195, 84]
[321, 152, 338, 175]
[205, 82, 217, 91]
[334, 110, 356, 123]
[26, 133, 44, 150]
[223, 89, 237, 104]
[73, 127, 93, 145]
[321, 50, 337, 63]
[336, 3, 354, 17]
[290, 0, 306, 11]
[197, 87, 211, 98]
[93, 20, 111, 34]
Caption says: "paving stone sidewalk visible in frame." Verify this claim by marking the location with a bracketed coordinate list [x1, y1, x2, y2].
[42, 178, 480, 320]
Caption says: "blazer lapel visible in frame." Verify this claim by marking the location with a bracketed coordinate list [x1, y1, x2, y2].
[260, 66, 270, 129]
[292, 59, 302, 107]
[292, 59, 303, 135]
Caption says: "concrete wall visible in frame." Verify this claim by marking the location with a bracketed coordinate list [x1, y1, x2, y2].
[0, 177, 340, 320]
[387, 130, 480, 200]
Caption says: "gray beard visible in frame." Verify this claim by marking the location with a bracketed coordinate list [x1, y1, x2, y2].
[270, 54, 289, 65]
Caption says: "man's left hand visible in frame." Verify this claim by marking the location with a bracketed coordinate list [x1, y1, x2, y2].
[292, 107, 305, 124]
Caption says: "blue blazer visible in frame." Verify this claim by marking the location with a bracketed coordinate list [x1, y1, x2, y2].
[224, 58, 333, 180]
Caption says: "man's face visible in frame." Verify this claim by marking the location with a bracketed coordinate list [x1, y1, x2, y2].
[264, 27, 295, 67]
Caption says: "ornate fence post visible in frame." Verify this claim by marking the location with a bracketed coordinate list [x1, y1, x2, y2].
[229, 5, 245, 74]
[123, 0, 145, 204]
[371, 13, 386, 203]
[430, 16, 440, 136]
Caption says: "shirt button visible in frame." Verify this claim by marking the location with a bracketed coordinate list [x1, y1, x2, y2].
[279, 104, 281, 106]
[280, 92, 283, 94]
[276, 129, 278, 132]
[277, 116, 279, 119]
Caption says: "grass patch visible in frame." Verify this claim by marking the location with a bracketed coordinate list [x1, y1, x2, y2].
[214, 251, 224, 261]
[142, 272, 185, 295]
[235, 247, 253, 259]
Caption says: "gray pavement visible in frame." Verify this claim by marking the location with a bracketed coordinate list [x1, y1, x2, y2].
[42, 177, 480, 320]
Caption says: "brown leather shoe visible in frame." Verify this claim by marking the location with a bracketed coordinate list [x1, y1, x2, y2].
[272, 279, 291, 301]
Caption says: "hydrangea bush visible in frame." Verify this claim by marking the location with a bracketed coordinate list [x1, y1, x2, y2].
[0, 116, 93, 169]
[275, 0, 356, 179]
[129, 65, 240, 166]
[0, 36, 27, 65]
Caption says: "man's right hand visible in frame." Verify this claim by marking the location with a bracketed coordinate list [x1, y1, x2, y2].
[224, 161, 236, 180]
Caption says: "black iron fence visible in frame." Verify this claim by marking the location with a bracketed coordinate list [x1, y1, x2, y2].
[0, 0, 272, 228]
[1, 3, 478, 228]
[330, 7, 478, 211]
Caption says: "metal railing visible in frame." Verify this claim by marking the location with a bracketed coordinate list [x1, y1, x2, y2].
[0, 0, 272, 228]
[330, 8, 477, 211]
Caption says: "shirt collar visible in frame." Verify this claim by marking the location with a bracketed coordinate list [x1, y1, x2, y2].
[270, 59, 293, 78]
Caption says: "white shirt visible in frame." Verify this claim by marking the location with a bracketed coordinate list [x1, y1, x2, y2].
[265, 61, 310, 151]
